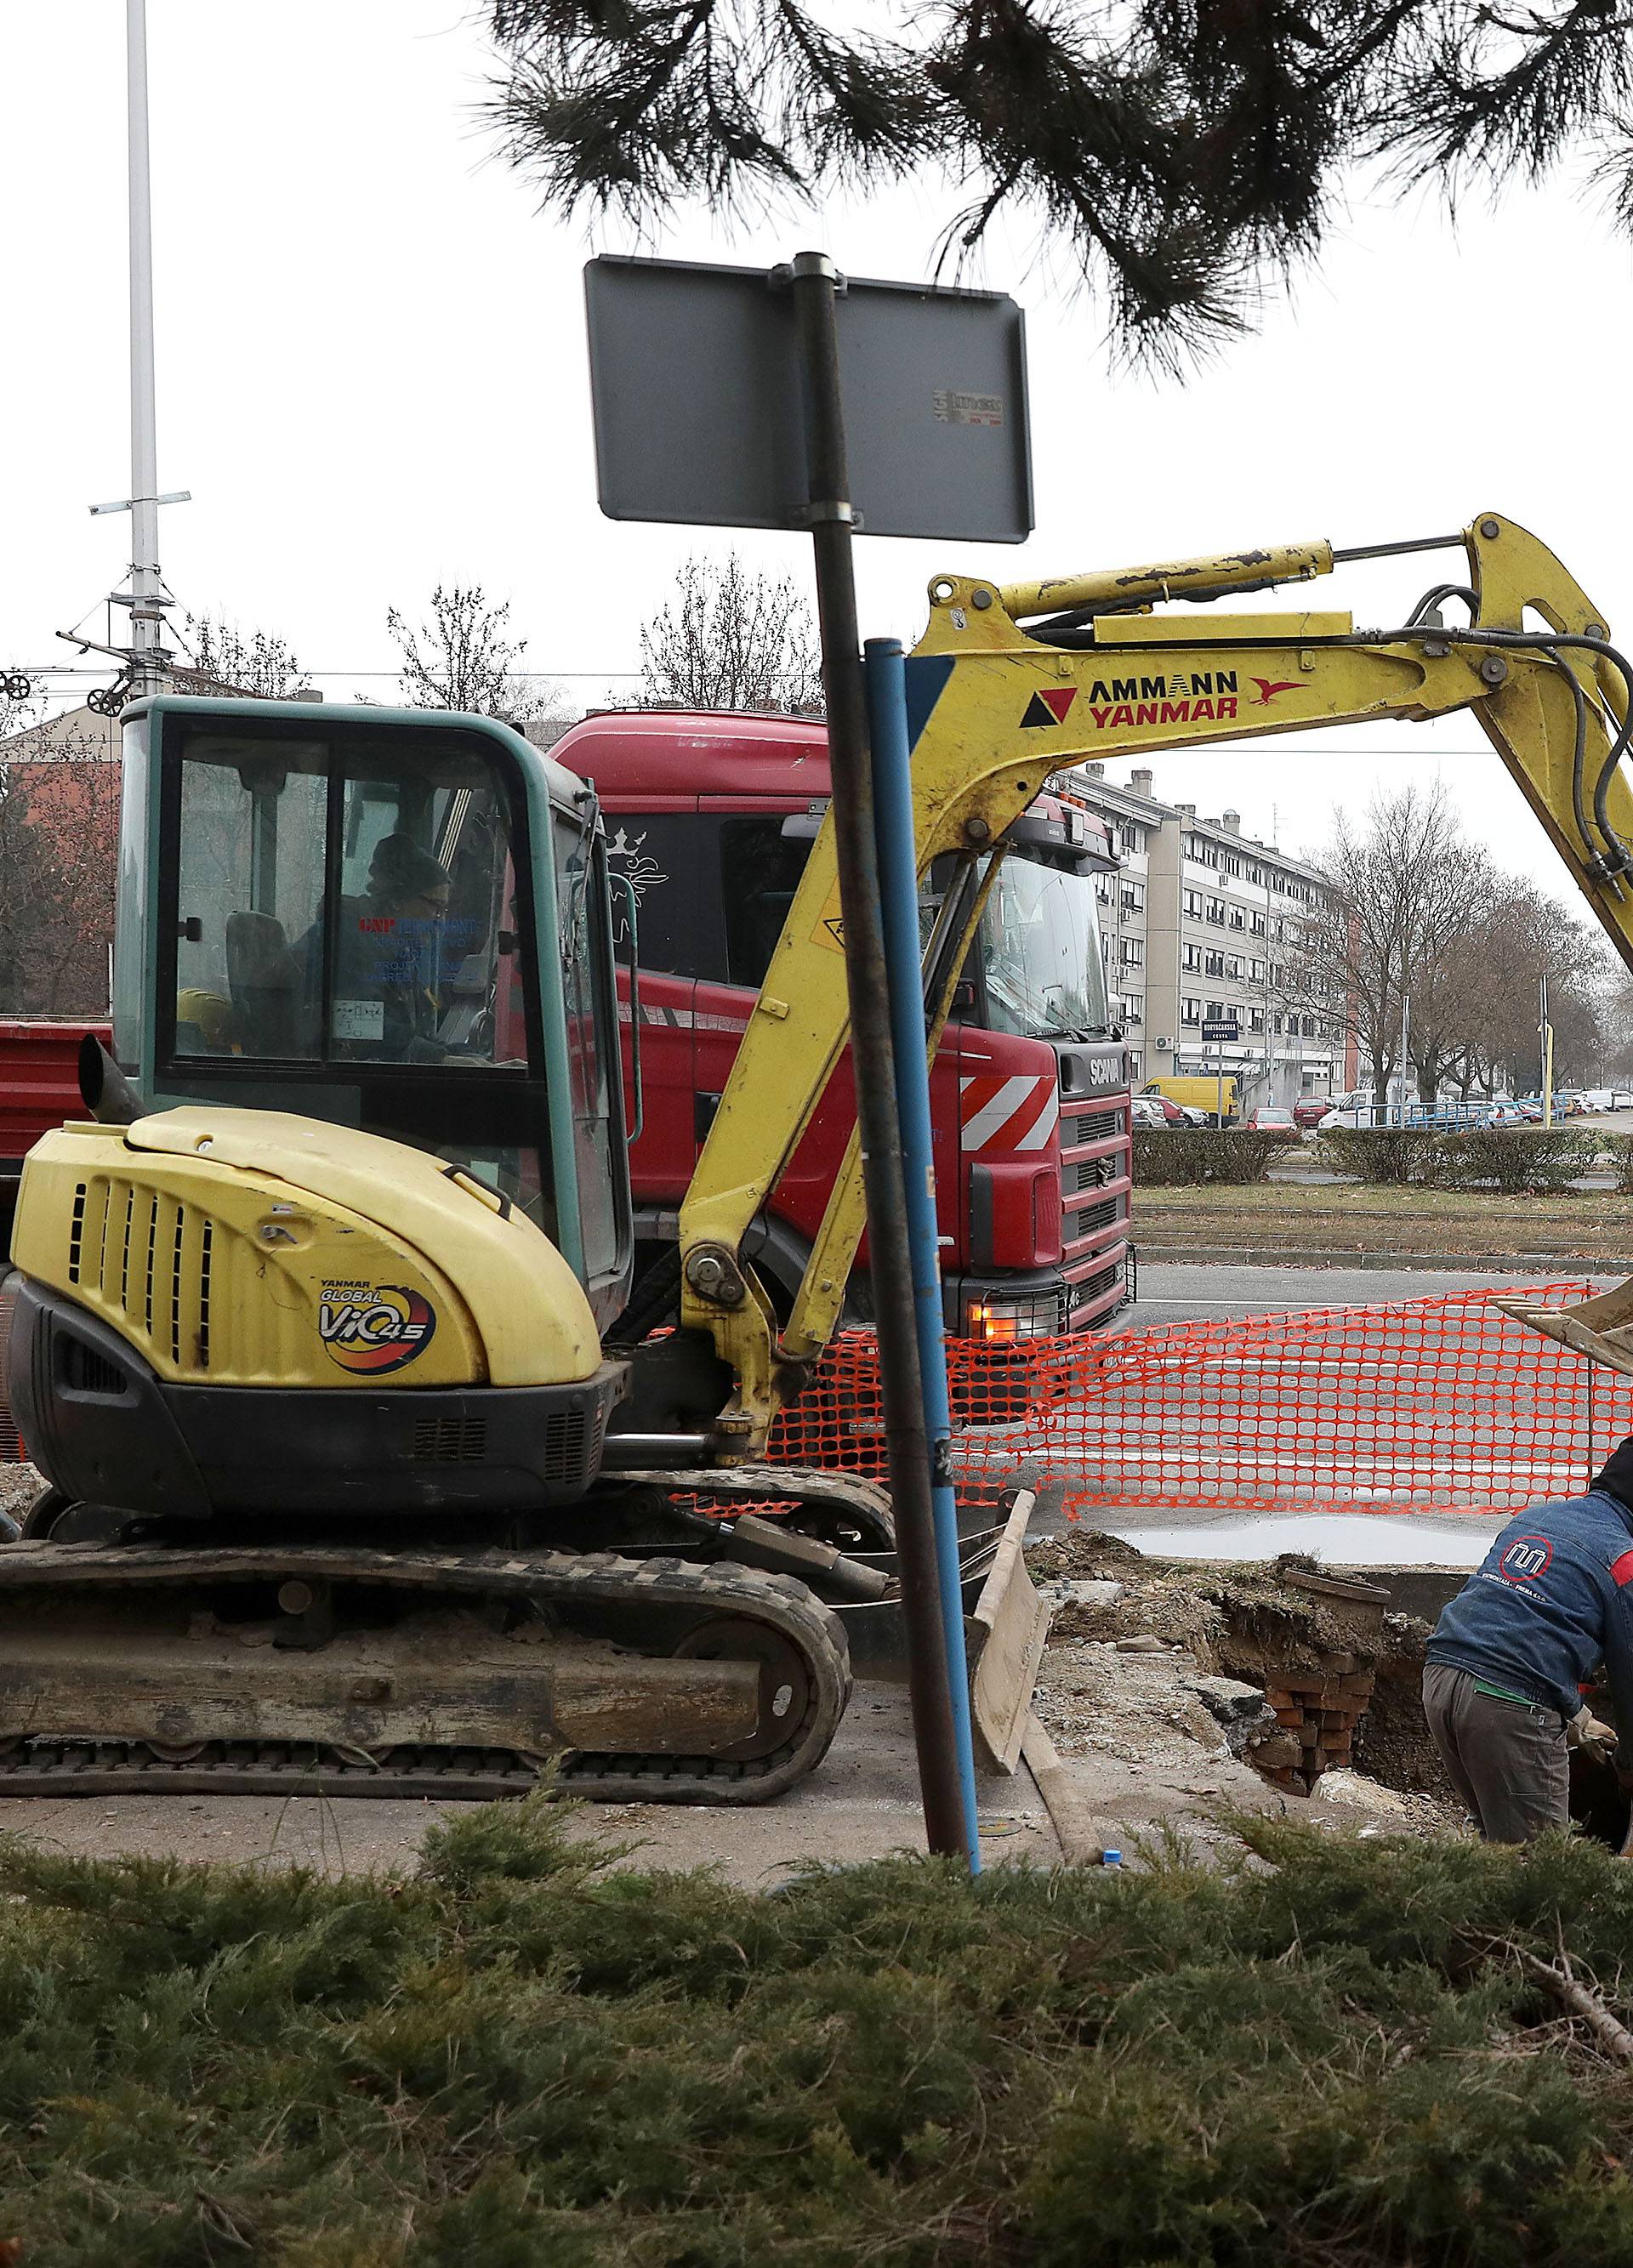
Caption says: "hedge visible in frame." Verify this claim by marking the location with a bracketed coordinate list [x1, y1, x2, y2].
[1132, 1127, 1297, 1186]
[1313, 1127, 1441, 1186]
[1604, 1134, 1633, 1195]
[1317, 1125, 1598, 1193]
[9, 1800, 1633, 2265]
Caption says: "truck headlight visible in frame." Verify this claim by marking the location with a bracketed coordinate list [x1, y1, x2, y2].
[966, 1292, 1067, 1341]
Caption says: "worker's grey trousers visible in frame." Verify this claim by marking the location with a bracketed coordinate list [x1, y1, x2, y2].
[1421, 1661, 1570, 1843]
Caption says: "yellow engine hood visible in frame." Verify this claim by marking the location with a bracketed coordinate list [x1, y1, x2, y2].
[14, 1108, 600, 1390]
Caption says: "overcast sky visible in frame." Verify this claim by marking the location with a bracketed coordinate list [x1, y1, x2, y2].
[4, 2, 1630, 899]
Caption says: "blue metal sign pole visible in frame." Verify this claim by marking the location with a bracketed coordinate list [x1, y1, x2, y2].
[863, 635, 981, 1870]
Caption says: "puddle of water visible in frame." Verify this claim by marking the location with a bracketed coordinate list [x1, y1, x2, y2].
[1102, 1509, 1494, 1566]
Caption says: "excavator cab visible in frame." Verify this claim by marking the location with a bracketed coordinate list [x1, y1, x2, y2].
[113, 696, 633, 1330]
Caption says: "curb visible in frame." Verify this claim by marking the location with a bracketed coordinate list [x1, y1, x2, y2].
[1135, 1244, 1633, 1273]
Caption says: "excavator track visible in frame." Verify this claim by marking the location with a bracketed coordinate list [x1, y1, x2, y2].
[0, 1541, 851, 1805]
[613, 1464, 896, 1551]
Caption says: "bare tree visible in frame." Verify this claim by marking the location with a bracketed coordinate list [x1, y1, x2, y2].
[179, 611, 304, 700]
[0, 749, 119, 1015]
[1452, 882, 1611, 1094]
[637, 554, 823, 715]
[386, 585, 564, 724]
[1293, 783, 1494, 1104]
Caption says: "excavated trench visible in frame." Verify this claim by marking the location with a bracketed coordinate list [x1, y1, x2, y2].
[1027, 1530, 1630, 1845]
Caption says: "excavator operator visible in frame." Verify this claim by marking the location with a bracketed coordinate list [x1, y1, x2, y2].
[1423, 1439, 1633, 1840]
[316, 831, 453, 1063]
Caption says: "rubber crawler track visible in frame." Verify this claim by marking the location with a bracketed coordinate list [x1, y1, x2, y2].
[0, 1543, 851, 1805]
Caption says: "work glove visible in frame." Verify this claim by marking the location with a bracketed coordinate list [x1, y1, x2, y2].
[1568, 1705, 1620, 1765]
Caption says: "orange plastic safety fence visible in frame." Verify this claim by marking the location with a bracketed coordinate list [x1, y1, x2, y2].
[765, 1284, 1633, 1525]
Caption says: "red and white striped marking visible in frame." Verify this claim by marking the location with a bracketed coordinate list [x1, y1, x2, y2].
[959, 1072, 1060, 1154]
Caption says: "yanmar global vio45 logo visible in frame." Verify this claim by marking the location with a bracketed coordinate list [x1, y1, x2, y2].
[1020, 670, 1299, 733]
[319, 1281, 438, 1374]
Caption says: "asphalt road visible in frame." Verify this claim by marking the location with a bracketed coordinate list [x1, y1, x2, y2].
[1123, 1260, 1602, 1329]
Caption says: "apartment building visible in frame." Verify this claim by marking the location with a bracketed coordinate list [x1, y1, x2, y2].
[1055, 762, 1347, 1109]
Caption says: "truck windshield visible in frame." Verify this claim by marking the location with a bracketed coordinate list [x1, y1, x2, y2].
[976, 851, 1110, 1040]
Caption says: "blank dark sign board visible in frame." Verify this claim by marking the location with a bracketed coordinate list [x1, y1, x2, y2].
[583, 254, 1033, 543]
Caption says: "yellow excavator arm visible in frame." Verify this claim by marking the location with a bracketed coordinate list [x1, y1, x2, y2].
[680, 512, 1633, 1446]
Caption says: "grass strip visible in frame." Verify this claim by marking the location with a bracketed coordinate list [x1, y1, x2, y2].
[1137, 1183, 1633, 1258]
[6, 1803, 1633, 2263]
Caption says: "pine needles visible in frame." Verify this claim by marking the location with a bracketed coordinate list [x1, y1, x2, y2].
[480, 2, 1633, 368]
[7, 1805, 1633, 2262]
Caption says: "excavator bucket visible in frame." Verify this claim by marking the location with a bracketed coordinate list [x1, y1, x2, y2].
[1499, 1282, 1633, 1377]
[833, 1487, 1052, 1773]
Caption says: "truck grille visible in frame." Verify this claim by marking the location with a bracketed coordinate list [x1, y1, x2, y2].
[1073, 1195, 1126, 1235]
[1067, 1108, 1122, 1146]
[1071, 1259, 1124, 1312]
[1068, 1153, 1125, 1195]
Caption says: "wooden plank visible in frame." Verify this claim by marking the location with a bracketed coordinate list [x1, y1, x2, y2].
[969, 1490, 1050, 1773]
[0, 1631, 761, 1755]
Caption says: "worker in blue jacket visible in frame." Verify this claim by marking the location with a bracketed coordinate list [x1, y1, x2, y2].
[1424, 1437, 1633, 1842]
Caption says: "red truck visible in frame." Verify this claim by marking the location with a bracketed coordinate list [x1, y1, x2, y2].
[0, 1020, 111, 1253]
[558, 709, 1133, 1342]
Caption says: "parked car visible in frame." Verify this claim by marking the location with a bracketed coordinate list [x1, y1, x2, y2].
[1293, 1097, 1333, 1130]
[1249, 1106, 1299, 1134]
[1178, 1104, 1211, 1128]
[1135, 1092, 1188, 1127]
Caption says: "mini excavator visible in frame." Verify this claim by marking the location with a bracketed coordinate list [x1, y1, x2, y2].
[3, 509, 1631, 1800]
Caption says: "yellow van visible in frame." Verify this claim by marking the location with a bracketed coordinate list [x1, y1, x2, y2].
[1143, 1076, 1240, 1125]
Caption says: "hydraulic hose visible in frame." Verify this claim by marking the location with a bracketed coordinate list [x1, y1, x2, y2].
[1350, 620, 1633, 876]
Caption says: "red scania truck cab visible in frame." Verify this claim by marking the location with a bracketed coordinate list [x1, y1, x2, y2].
[550, 710, 1133, 1343]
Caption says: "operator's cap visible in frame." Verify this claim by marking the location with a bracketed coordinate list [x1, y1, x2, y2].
[370, 833, 450, 901]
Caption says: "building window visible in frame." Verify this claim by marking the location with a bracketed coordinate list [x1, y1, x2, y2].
[1205, 999, 1226, 1021]
[1249, 958, 1266, 982]
[1093, 869, 1112, 903]
[1181, 997, 1203, 1025]
[1225, 956, 1243, 980]
[1182, 888, 1203, 918]
[1205, 896, 1226, 924]
[1123, 995, 1144, 1026]
[1121, 937, 1143, 966]
[1229, 907, 1247, 929]
[1301, 1015, 1317, 1037]
[1249, 1008, 1266, 1032]
[1251, 911, 1266, 935]
[1222, 853, 1241, 878]
[1204, 951, 1224, 977]
[1121, 879, 1145, 912]
[1181, 941, 1203, 973]
[1118, 823, 1145, 855]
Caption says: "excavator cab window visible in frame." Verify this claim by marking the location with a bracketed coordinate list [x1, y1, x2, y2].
[145, 708, 572, 1250]
[168, 729, 521, 1071]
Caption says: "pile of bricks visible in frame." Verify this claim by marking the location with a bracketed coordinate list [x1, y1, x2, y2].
[1249, 1650, 1378, 1794]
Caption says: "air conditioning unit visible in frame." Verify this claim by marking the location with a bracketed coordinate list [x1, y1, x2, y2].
[1154, 1036, 1175, 1051]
